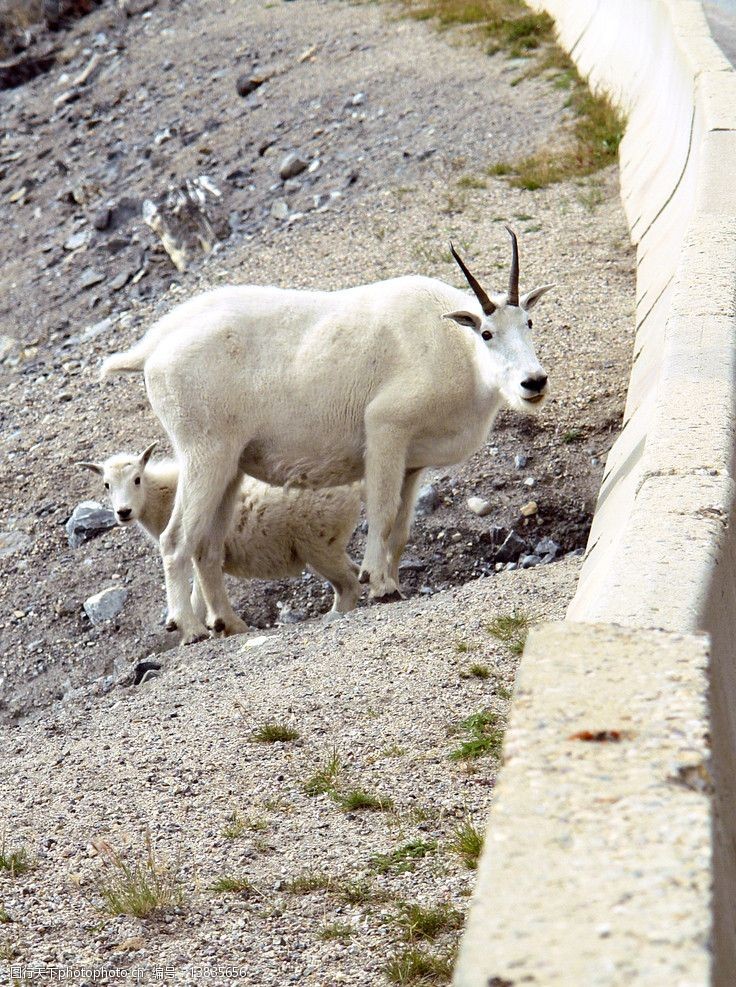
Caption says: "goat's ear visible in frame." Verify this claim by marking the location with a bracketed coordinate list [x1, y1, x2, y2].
[76, 461, 104, 476]
[521, 284, 555, 311]
[443, 311, 483, 332]
[139, 442, 158, 467]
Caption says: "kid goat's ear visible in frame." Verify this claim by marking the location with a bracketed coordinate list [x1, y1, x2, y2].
[139, 442, 158, 467]
[443, 311, 483, 331]
[76, 461, 103, 475]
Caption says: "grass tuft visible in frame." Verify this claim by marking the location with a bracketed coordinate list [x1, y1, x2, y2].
[94, 835, 183, 918]
[319, 920, 355, 941]
[284, 871, 334, 895]
[303, 747, 342, 797]
[337, 789, 395, 812]
[447, 819, 485, 868]
[468, 663, 490, 679]
[450, 709, 504, 761]
[370, 839, 437, 875]
[487, 610, 531, 656]
[0, 905, 10, 923]
[0, 844, 33, 877]
[210, 875, 254, 895]
[251, 722, 300, 743]
[385, 946, 455, 985]
[394, 901, 464, 942]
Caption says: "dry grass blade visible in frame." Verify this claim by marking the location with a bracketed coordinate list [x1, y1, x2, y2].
[94, 834, 184, 918]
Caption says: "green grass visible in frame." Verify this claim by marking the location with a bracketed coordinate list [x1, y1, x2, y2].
[394, 901, 464, 942]
[447, 819, 485, 869]
[0, 845, 33, 877]
[468, 663, 490, 679]
[456, 174, 487, 190]
[94, 836, 183, 918]
[497, 685, 513, 700]
[210, 875, 254, 895]
[404, 0, 625, 188]
[385, 946, 455, 985]
[303, 748, 342, 797]
[449, 709, 504, 761]
[487, 610, 532, 656]
[0, 905, 10, 923]
[284, 872, 388, 905]
[562, 427, 583, 444]
[337, 789, 395, 812]
[284, 871, 334, 895]
[319, 920, 355, 941]
[370, 839, 438, 875]
[251, 722, 300, 743]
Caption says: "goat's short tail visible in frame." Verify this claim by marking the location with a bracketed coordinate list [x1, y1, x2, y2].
[100, 336, 155, 379]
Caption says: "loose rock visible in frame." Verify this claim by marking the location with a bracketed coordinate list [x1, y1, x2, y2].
[520, 500, 538, 517]
[279, 152, 308, 180]
[415, 483, 440, 516]
[466, 496, 493, 517]
[494, 530, 527, 564]
[65, 501, 117, 549]
[535, 537, 560, 558]
[83, 586, 128, 625]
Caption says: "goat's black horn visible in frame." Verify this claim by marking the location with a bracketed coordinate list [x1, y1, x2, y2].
[449, 242, 496, 316]
[505, 226, 520, 306]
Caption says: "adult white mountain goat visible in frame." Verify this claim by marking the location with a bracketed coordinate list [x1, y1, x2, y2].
[102, 227, 553, 644]
[78, 444, 362, 624]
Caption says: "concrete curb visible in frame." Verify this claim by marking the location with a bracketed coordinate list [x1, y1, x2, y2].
[455, 2, 736, 983]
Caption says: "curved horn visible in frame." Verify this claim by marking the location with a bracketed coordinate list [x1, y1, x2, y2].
[505, 225, 520, 306]
[450, 242, 496, 316]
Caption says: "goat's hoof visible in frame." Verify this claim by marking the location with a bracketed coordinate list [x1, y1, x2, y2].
[371, 589, 404, 604]
[181, 631, 209, 646]
[165, 618, 178, 632]
[358, 569, 370, 584]
[212, 617, 227, 633]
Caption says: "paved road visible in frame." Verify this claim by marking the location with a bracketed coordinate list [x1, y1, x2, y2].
[704, 0, 736, 65]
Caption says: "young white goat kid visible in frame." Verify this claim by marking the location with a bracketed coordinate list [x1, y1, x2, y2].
[102, 228, 553, 643]
[78, 444, 362, 629]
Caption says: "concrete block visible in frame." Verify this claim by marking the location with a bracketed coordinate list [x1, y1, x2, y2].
[454, 623, 711, 987]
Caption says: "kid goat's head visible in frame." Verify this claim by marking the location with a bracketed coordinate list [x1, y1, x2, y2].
[77, 443, 157, 524]
[445, 227, 554, 415]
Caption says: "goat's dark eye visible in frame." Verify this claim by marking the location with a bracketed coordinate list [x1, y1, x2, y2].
[103, 482, 109, 490]
[134, 477, 141, 485]
[481, 330, 493, 341]
[527, 319, 533, 329]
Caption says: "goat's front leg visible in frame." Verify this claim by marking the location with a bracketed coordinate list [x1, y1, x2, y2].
[160, 501, 209, 646]
[360, 415, 408, 601]
[191, 472, 248, 637]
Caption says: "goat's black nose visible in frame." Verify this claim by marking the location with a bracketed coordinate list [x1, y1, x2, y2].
[521, 374, 548, 394]
[117, 507, 132, 520]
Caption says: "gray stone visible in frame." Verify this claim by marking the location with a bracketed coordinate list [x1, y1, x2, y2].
[109, 270, 131, 291]
[349, 91, 366, 106]
[0, 335, 17, 363]
[0, 530, 32, 558]
[415, 483, 440, 516]
[495, 530, 527, 564]
[535, 537, 560, 558]
[66, 500, 117, 548]
[270, 198, 289, 220]
[64, 230, 90, 251]
[520, 554, 542, 569]
[84, 586, 128, 625]
[467, 496, 493, 517]
[93, 207, 111, 231]
[236, 74, 265, 97]
[279, 152, 308, 180]
[78, 268, 105, 290]
[514, 453, 528, 469]
[283, 179, 301, 194]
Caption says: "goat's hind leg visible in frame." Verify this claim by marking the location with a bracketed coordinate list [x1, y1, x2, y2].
[387, 467, 423, 587]
[160, 489, 209, 645]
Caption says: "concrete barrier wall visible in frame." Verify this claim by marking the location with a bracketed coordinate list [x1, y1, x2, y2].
[455, 2, 736, 983]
